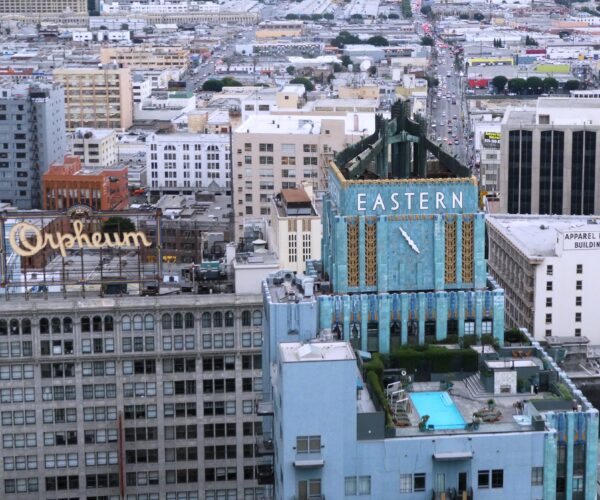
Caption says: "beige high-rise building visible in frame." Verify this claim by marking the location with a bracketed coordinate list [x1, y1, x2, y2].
[53, 67, 133, 131]
[100, 46, 190, 71]
[232, 113, 375, 240]
[0, 0, 86, 13]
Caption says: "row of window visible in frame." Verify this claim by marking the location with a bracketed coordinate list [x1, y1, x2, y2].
[0, 310, 263, 336]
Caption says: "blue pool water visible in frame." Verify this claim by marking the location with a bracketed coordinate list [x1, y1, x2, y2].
[409, 391, 466, 430]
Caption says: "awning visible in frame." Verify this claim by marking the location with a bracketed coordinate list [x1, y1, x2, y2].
[433, 452, 473, 461]
[293, 459, 325, 468]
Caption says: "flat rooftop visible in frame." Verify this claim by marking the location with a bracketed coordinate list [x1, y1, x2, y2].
[235, 113, 375, 136]
[487, 214, 600, 258]
[279, 341, 356, 363]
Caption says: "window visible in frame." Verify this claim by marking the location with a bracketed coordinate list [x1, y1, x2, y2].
[576, 264, 582, 274]
[576, 296, 582, 306]
[162, 314, 172, 330]
[545, 314, 552, 324]
[413, 473, 425, 492]
[546, 297, 552, 307]
[296, 435, 320, 453]
[576, 280, 582, 290]
[546, 265, 553, 275]
[575, 312, 582, 322]
[298, 479, 321, 499]
[491, 469, 503, 488]
[399, 474, 412, 493]
[344, 476, 371, 495]
[531, 466, 543, 486]
[546, 281, 553, 291]
[478, 470, 489, 488]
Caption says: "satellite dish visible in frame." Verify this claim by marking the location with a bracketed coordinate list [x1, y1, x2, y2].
[360, 60, 372, 72]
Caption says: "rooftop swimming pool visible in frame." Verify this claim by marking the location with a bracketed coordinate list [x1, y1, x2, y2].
[409, 391, 466, 430]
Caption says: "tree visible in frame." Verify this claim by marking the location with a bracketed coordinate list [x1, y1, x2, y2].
[333, 62, 343, 72]
[402, 0, 412, 18]
[202, 79, 224, 92]
[473, 12, 485, 21]
[507, 78, 526, 94]
[350, 13, 363, 20]
[341, 55, 353, 68]
[286, 65, 296, 76]
[368, 66, 377, 76]
[491, 75, 508, 93]
[221, 77, 242, 87]
[323, 12, 334, 20]
[285, 13, 298, 19]
[459, 13, 469, 19]
[420, 5, 432, 15]
[388, 13, 399, 19]
[120, 23, 129, 31]
[525, 35, 538, 46]
[299, 14, 311, 20]
[311, 13, 322, 20]
[331, 30, 360, 48]
[542, 77, 559, 92]
[290, 77, 315, 91]
[526, 76, 544, 94]
[421, 35, 434, 46]
[367, 35, 389, 46]
[103, 217, 136, 235]
[564, 79, 580, 91]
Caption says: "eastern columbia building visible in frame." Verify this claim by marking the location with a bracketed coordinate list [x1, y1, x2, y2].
[261, 103, 598, 500]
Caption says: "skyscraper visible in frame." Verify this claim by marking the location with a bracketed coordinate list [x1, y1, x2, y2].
[0, 82, 66, 209]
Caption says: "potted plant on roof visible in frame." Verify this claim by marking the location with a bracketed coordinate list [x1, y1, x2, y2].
[418, 415, 430, 432]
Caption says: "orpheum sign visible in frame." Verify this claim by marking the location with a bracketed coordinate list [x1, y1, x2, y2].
[0, 208, 162, 293]
[9, 220, 152, 257]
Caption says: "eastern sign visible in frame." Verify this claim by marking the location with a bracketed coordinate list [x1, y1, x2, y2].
[563, 231, 600, 250]
[356, 190, 464, 213]
[8, 220, 152, 258]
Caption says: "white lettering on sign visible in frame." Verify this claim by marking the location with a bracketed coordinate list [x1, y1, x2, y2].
[9, 220, 152, 258]
[563, 231, 600, 251]
[356, 191, 464, 212]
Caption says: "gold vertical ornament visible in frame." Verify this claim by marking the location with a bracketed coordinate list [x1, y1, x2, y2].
[347, 218, 359, 287]
[445, 219, 456, 284]
[365, 219, 377, 286]
[462, 218, 474, 283]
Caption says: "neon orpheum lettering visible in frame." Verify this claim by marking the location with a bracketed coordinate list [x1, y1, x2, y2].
[8, 220, 152, 258]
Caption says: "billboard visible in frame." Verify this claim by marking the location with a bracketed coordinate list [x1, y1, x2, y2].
[482, 131, 501, 149]
[0, 207, 162, 296]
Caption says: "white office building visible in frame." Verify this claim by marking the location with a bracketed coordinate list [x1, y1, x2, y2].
[487, 214, 600, 343]
[147, 133, 231, 191]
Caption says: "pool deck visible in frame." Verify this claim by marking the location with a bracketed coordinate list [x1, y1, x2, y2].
[391, 379, 548, 437]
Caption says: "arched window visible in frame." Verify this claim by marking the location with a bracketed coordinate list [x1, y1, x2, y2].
[173, 313, 183, 329]
[21, 319, 31, 335]
[51, 318, 61, 334]
[122, 315, 131, 332]
[104, 316, 114, 332]
[133, 315, 143, 331]
[81, 317, 90, 333]
[144, 314, 155, 331]
[39, 318, 49, 334]
[242, 311, 251, 326]
[162, 314, 172, 330]
[92, 316, 103, 333]
[9, 319, 19, 335]
[202, 312, 211, 328]
[184, 313, 194, 329]
[213, 312, 223, 328]
[0, 319, 6, 336]
[253, 310, 262, 327]
[63, 318, 73, 334]
[224, 311, 234, 327]
[164, 145, 176, 151]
